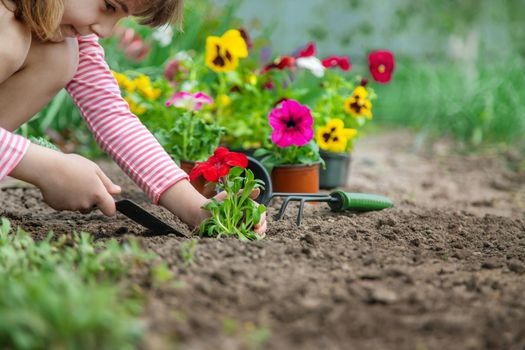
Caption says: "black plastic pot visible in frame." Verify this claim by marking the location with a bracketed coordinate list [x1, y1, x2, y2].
[319, 151, 351, 189]
[246, 156, 273, 205]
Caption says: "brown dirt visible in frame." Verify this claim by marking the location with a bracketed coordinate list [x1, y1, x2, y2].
[1, 129, 525, 350]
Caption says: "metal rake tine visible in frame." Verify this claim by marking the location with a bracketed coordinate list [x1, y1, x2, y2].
[297, 198, 306, 226]
[276, 196, 298, 221]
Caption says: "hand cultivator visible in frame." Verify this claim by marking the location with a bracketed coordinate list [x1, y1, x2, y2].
[248, 157, 394, 226]
[264, 191, 394, 226]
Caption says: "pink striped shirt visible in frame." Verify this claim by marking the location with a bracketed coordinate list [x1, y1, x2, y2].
[0, 35, 188, 204]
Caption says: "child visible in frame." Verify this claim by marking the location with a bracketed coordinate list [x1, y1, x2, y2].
[0, 0, 267, 235]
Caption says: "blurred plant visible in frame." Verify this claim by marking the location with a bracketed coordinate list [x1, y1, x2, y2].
[373, 58, 525, 150]
[0, 217, 178, 350]
[257, 42, 366, 153]
[179, 239, 198, 266]
[190, 148, 266, 240]
[254, 100, 322, 170]
[156, 92, 224, 162]
[174, 27, 276, 150]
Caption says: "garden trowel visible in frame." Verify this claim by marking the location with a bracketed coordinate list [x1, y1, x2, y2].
[30, 137, 187, 236]
[115, 199, 187, 237]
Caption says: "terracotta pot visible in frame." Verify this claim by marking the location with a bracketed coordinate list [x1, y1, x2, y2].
[180, 160, 216, 198]
[319, 151, 351, 189]
[271, 163, 320, 193]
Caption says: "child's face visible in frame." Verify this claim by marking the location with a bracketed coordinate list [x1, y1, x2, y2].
[57, 0, 137, 40]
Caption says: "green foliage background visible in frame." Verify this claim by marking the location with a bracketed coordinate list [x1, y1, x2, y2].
[21, 0, 525, 154]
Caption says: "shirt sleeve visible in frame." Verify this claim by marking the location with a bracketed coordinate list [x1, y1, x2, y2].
[0, 127, 30, 181]
[66, 35, 188, 204]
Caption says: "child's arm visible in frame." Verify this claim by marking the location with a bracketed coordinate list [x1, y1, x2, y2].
[0, 127, 30, 180]
[65, 35, 207, 225]
[1, 128, 121, 215]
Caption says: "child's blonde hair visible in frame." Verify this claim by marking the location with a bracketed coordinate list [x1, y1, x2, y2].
[1, 0, 184, 40]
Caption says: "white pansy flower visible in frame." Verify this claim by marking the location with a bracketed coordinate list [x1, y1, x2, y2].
[296, 56, 325, 78]
[152, 26, 174, 47]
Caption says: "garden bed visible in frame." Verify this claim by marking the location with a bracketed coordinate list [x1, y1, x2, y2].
[1, 130, 524, 349]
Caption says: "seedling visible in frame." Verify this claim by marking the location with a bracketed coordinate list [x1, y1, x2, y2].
[199, 167, 266, 240]
[190, 148, 267, 241]
[179, 239, 198, 265]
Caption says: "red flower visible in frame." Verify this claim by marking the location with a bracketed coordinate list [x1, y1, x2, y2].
[321, 56, 351, 71]
[262, 55, 296, 73]
[296, 42, 316, 58]
[276, 56, 296, 69]
[189, 148, 248, 182]
[368, 50, 395, 84]
[261, 42, 318, 74]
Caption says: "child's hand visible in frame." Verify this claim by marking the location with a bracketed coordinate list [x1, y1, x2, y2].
[10, 144, 121, 216]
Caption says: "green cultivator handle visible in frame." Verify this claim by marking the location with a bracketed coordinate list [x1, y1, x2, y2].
[328, 191, 394, 212]
[270, 191, 394, 226]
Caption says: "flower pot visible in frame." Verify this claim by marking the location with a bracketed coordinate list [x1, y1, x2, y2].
[319, 151, 351, 189]
[247, 157, 273, 205]
[180, 160, 216, 198]
[271, 163, 320, 193]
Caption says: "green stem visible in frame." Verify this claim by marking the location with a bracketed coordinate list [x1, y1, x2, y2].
[217, 73, 228, 125]
[182, 111, 197, 160]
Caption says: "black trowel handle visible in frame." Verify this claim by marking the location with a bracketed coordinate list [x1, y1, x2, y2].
[115, 199, 186, 237]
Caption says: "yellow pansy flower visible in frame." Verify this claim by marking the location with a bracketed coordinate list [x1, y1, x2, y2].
[133, 74, 151, 90]
[316, 119, 357, 153]
[344, 86, 373, 119]
[124, 96, 147, 116]
[141, 87, 161, 100]
[205, 29, 248, 72]
[112, 71, 135, 93]
[133, 74, 161, 101]
[215, 94, 231, 107]
[248, 74, 258, 86]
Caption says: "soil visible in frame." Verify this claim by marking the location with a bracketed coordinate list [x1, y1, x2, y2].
[1, 129, 524, 350]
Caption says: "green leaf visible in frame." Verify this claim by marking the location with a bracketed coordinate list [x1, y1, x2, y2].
[253, 148, 271, 157]
[1, 218, 11, 237]
[228, 166, 244, 178]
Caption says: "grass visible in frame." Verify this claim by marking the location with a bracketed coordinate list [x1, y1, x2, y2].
[222, 318, 271, 350]
[179, 239, 198, 266]
[0, 218, 175, 350]
[372, 56, 525, 152]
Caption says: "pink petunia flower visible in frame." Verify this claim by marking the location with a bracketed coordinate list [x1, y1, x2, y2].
[321, 56, 352, 71]
[114, 26, 150, 63]
[268, 100, 314, 148]
[165, 91, 214, 111]
[368, 50, 395, 84]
